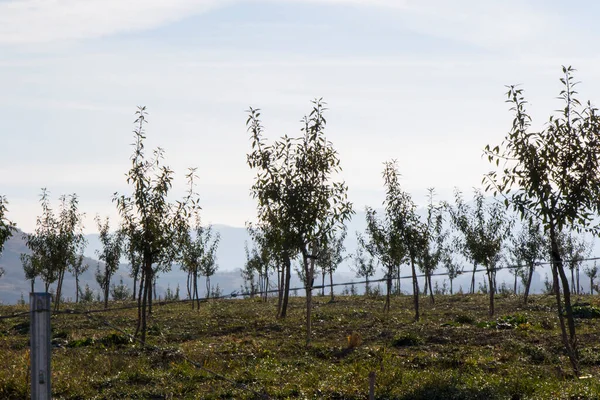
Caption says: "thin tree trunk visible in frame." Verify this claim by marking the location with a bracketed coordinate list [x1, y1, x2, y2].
[514, 272, 518, 294]
[194, 270, 199, 309]
[450, 278, 454, 295]
[276, 266, 283, 314]
[524, 264, 534, 304]
[135, 268, 145, 337]
[428, 274, 434, 304]
[329, 270, 334, 301]
[470, 262, 477, 294]
[142, 269, 152, 342]
[264, 274, 269, 302]
[55, 268, 65, 311]
[384, 269, 392, 312]
[304, 250, 315, 346]
[75, 273, 80, 303]
[410, 255, 420, 321]
[550, 228, 579, 375]
[487, 270, 495, 316]
[104, 272, 110, 309]
[280, 254, 291, 318]
[322, 272, 325, 297]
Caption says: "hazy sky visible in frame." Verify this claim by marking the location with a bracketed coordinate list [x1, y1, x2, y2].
[2, 0, 600, 233]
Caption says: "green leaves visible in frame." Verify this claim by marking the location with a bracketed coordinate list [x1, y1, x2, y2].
[246, 99, 353, 260]
[484, 67, 600, 234]
[0, 195, 15, 259]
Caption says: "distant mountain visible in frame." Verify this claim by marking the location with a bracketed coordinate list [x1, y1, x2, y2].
[2, 210, 598, 305]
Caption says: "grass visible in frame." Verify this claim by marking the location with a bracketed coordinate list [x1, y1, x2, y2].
[2, 293, 600, 399]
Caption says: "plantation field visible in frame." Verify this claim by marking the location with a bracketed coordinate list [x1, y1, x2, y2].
[2, 293, 600, 399]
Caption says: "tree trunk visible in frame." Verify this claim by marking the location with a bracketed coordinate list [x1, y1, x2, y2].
[591, 277, 594, 295]
[576, 266, 580, 295]
[524, 264, 534, 304]
[194, 270, 199, 309]
[321, 272, 325, 297]
[470, 262, 477, 294]
[104, 272, 110, 309]
[277, 265, 283, 314]
[450, 278, 453, 295]
[132, 268, 138, 301]
[513, 272, 518, 294]
[571, 268, 576, 294]
[428, 274, 434, 304]
[487, 270, 495, 316]
[410, 255, 420, 322]
[138, 258, 152, 343]
[279, 254, 291, 318]
[303, 251, 315, 346]
[135, 268, 145, 337]
[143, 269, 152, 342]
[384, 268, 392, 312]
[329, 271, 334, 302]
[365, 277, 370, 297]
[264, 274, 269, 302]
[206, 276, 211, 299]
[75, 273, 80, 303]
[549, 227, 579, 375]
[54, 268, 66, 311]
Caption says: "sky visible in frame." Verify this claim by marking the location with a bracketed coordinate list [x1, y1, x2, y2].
[2, 0, 600, 234]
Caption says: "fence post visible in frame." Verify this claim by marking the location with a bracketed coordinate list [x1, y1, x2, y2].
[369, 371, 375, 400]
[30, 293, 51, 400]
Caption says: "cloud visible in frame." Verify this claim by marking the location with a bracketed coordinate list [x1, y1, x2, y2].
[0, 0, 554, 49]
[0, 0, 228, 44]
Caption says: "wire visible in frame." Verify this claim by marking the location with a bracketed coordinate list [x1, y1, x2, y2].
[0, 310, 29, 320]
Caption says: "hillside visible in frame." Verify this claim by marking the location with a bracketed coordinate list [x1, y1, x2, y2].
[2, 208, 597, 305]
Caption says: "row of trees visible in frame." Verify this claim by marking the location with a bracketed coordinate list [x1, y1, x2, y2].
[2, 66, 598, 376]
[240, 67, 600, 376]
[15, 108, 220, 343]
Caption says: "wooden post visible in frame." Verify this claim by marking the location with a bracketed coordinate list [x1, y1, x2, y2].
[369, 371, 375, 400]
[30, 293, 51, 400]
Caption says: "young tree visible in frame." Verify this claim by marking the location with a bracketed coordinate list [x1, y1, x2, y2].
[123, 227, 143, 301]
[555, 231, 590, 295]
[23, 190, 85, 310]
[70, 253, 89, 303]
[442, 255, 463, 294]
[196, 229, 219, 299]
[315, 227, 347, 301]
[508, 221, 544, 303]
[584, 262, 598, 295]
[363, 207, 405, 312]
[365, 161, 424, 319]
[447, 189, 511, 316]
[245, 226, 275, 300]
[352, 234, 377, 296]
[246, 99, 353, 344]
[241, 242, 259, 298]
[180, 211, 220, 307]
[484, 66, 600, 374]
[95, 216, 124, 309]
[0, 196, 15, 272]
[114, 107, 196, 342]
[419, 188, 446, 304]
